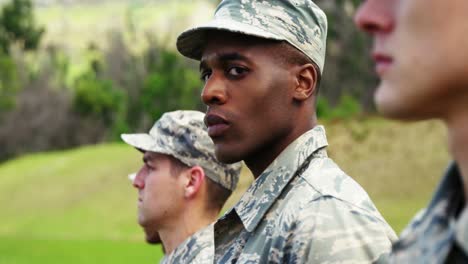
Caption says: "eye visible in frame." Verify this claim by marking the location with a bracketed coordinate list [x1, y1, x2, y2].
[144, 163, 155, 172]
[200, 70, 212, 83]
[227, 66, 248, 77]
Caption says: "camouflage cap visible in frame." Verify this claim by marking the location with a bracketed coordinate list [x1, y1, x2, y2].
[176, 0, 328, 73]
[121, 110, 241, 191]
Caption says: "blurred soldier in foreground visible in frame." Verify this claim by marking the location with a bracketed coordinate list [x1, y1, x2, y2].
[355, 0, 468, 262]
[176, 0, 397, 263]
[122, 110, 241, 263]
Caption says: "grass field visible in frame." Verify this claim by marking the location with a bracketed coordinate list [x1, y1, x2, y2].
[0, 118, 450, 263]
[0, 237, 163, 264]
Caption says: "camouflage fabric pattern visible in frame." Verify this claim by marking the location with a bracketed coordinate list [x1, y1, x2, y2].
[160, 223, 214, 264]
[213, 126, 398, 263]
[390, 163, 468, 263]
[121, 110, 241, 191]
[177, 0, 328, 73]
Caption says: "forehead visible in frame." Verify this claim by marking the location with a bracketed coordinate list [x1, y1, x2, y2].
[201, 31, 280, 61]
[143, 152, 168, 163]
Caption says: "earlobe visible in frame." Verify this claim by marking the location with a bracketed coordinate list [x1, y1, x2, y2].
[184, 166, 205, 199]
[293, 64, 317, 101]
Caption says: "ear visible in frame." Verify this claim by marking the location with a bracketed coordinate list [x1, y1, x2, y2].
[183, 166, 205, 199]
[293, 64, 318, 101]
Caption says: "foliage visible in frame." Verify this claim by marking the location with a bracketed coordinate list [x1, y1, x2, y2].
[0, 0, 44, 53]
[0, 0, 44, 117]
[317, 94, 362, 120]
[315, 0, 377, 111]
[0, 51, 19, 113]
[140, 50, 202, 120]
[0, 46, 111, 161]
[0, 0, 381, 162]
[73, 72, 125, 125]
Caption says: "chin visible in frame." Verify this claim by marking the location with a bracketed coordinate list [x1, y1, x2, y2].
[215, 148, 243, 164]
[375, 80, 439, 121]
[145, 232, 161, 245]
[375, 83, 411, 120]
[376, 96, 431, 122]
[138, 214, 149, 228]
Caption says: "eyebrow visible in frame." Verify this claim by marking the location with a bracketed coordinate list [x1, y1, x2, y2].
[142, 153, 152, 164]
[200, 52, 249, 71]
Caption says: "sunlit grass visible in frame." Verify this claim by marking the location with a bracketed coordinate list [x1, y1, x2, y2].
[0, 236, 163, 264]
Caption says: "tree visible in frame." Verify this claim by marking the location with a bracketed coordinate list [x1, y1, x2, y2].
[0, 0, 44, 53]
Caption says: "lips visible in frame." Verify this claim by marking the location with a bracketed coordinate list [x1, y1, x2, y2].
[204, 113, 230, 137]
[372, 53, 393, 76]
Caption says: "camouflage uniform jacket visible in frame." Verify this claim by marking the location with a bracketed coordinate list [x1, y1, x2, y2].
[160, 224, 214, 264]
[390, 163, 468, 263]
[214, 126, 397, 263]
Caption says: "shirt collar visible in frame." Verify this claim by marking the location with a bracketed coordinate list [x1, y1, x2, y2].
[427, 163, 464, 213]
[230, 125, 328, 232]
[162, 223, 214, 263]
[443, 163, 468, 255]
[420, 162, 468, 255]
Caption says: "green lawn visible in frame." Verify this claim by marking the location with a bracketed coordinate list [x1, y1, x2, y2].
[0, 237, 163, 264]
[0, 144, 164, 263]
[0, 118, 450, 263]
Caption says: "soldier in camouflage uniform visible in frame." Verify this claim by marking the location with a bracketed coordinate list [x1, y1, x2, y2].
[121, 110, 242, 263]
[176, 0, 397, 263]
[355, 0, 468, 263]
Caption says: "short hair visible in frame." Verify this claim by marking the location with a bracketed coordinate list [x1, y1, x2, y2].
[167, 155, 191, 176]
[273, 41, 322, 93]
[167, 155, 232, 211]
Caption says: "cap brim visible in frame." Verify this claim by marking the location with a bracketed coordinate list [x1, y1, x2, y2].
[177, 19, 284, 60]
[128, 172, 136, 182]
[121, 133, 165, 154]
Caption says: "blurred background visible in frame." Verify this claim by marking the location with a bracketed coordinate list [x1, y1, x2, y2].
[0, 0, 449, 263]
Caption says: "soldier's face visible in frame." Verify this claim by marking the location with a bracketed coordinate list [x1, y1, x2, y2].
[133, 152, 184, 231]
[200, 32, 297, 164]
[354, 0, 468, 120]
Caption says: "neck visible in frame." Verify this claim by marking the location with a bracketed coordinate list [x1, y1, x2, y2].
[246, 113, 316, 178]
[446, 111, 468, 202]
[158, 203, 217, 254]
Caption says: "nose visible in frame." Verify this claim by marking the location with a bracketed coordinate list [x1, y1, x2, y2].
[133, 169, 145, 189]
[354, 0, 394, 34]
[201, 73, 228, 106]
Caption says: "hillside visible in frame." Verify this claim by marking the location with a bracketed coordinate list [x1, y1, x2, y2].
[0, 143, 165, 263]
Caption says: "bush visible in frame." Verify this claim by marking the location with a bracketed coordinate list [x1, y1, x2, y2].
[73, 71, 126, 126]
[317, 94, 362, 120]
[140, 49, 203, 121]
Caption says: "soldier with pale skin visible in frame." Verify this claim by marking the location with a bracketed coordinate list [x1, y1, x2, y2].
[122, 110, 241, 263]
[355, 0, 468, 262]
[177, 0, 397, 263]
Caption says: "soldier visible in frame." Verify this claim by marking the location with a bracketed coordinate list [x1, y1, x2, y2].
[176, 0, 397, 263]
[355, 0, 468, 262]
[122, 110, 242, 263]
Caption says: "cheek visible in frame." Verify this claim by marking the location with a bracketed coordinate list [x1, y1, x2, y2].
[244, 86, 292, 140]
